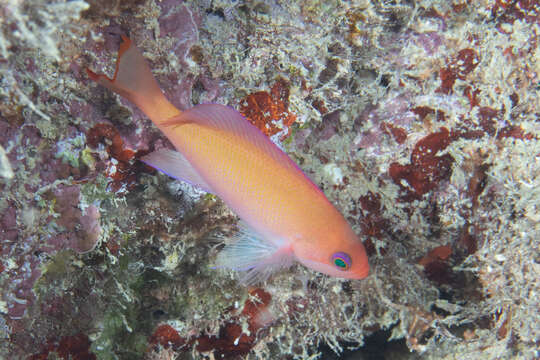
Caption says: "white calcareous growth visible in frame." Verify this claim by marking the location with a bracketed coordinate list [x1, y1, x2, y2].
[323, 163, 344, 185]
[0, 144, 14, 179]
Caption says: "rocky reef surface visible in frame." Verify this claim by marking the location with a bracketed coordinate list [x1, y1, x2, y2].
[0, 0, 538, 359]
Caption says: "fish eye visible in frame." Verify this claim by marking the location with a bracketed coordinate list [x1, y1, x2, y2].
[331, 252, 351, 271]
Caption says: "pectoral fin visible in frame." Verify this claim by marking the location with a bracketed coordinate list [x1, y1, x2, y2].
[141, 149, 214, 194]
[214, 222, 294, 285]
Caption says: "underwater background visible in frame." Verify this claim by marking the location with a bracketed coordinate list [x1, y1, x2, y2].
[0, 0, 539, 359]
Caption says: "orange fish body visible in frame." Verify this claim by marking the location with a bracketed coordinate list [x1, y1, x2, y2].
[87, 35, 369, 283]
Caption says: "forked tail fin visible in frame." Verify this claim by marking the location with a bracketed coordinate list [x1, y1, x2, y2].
[86, 35, 180, 124]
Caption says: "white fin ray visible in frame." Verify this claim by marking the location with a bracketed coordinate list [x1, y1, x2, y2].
[215, 222, 294, 285]
[141, 149, 214, 194]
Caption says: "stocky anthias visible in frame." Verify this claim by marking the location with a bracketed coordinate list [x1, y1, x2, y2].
[87, 35, 369, 284]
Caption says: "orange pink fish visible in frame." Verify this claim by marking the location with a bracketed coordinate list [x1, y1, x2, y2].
[87, 35, 369, 283]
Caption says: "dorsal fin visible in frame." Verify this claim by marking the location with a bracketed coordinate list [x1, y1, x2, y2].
[162, 104, 288, 161]
[162, 104, 322, 192]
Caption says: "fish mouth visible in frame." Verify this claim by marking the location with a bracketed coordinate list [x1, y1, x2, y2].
[344, 267, 369, 280]
[332, 267, 370, 280]
[357, 267, 369, 279]
[298, 257, 370, 279]
[343, 263, 369, 279]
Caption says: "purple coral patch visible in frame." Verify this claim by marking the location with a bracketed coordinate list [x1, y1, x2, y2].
[159, 2, 201, 66]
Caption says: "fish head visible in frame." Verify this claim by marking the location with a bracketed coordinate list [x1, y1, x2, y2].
[294, 226, 369, 280]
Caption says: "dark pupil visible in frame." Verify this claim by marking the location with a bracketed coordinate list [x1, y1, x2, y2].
[335, 258, 347, 268]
